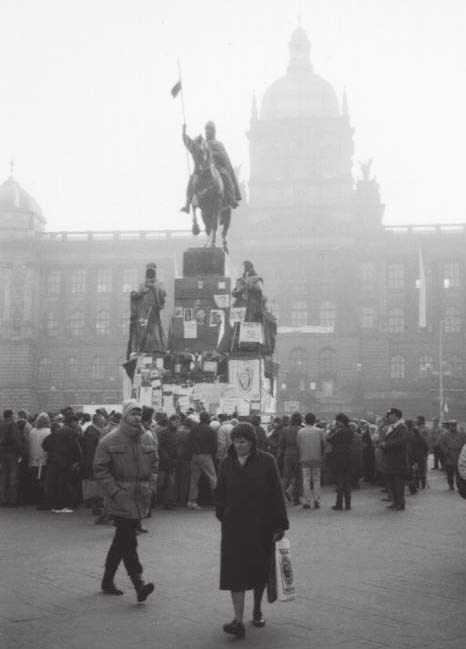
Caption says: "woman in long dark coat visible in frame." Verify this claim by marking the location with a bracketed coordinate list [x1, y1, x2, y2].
[215, 422, 289, 639]
[327, 412, 354, 511]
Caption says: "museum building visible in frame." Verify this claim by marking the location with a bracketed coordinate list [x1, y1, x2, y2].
[1, 25, 466, 419]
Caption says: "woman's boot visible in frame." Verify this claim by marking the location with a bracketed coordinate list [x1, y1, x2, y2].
[332, 491, 343, 511]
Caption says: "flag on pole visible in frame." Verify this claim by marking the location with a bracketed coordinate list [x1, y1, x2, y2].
[171, 80, 182, 98]
[418, 248, 427, 328]
[442, 400, 449, 415]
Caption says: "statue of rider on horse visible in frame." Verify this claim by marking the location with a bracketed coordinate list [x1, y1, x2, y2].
[181, 121, 241, 253]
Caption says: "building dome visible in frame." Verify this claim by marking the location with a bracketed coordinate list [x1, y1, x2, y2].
[260, 26, 339, 120]
[0, 174, 44, 219]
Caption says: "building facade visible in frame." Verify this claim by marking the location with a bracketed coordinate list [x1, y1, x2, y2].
[1, 26, 465, 419]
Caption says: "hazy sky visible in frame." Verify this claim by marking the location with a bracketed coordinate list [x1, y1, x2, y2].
[1, 0, 465, 231]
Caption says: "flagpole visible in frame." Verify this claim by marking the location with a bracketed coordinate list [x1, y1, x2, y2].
[177, 58, 191, 176]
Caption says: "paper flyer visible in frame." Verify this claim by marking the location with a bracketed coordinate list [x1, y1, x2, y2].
[214, 293, 230, 308]
[184, 320, 197, 339]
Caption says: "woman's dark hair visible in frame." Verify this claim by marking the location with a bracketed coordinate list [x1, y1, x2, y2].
[335, 412, 350, 427]
[291, 411, 302, 426]
[231, 422, 256, 443]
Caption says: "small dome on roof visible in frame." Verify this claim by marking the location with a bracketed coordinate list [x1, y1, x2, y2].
[0, 174, 44, 220]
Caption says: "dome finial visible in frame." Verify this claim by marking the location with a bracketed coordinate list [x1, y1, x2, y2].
[288, 22, 312, 72]
[9, 157, 14, 178]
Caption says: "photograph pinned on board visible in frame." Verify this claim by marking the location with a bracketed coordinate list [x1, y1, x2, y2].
[195, 308, 208, 325]
[210, 309, 225, 327]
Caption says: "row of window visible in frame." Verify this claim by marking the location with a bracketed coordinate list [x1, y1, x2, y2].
[288, 347, 465, 379]
[37, 357, 121, 382]
[45, 268, 140, 295]
[361, 261, 462, 289]
[288, 303, 464, 333]
[44, 310, 129, 336]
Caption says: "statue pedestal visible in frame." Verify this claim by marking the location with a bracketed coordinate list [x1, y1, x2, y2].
[183, 247, 226, 277]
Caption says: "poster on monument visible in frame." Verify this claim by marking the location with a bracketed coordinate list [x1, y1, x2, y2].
[239, 322, 264, 344]
[183, 320, 197, 339]
[228, 358, 261, 401]
[230, 307, 246, 326]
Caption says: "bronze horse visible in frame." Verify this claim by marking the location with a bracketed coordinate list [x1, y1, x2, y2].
[187, 135, 232, 253]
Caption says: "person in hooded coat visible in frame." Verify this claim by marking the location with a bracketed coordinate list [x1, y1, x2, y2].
[215, 422, 289, 639]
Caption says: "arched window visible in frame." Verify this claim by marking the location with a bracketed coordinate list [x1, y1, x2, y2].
[448, 355, 463, 378]
[359, 261, 376, 283]
[46, 270, 61, 294]
[68, 311, 85, 336]
[360, 306, 376, 329]
[390, 355, 405, 379]
[119, 310, 129, 336]
[96, 310, 111, 336]
[443, 261, 460, 288]
[319, 302, 336, 330]
[388, 308, 404, 333]
[65, 357, 79, 383]
[419, 355, 434, 378]
[71, 269, 86, 293]
[45, 311, 58, 336]
[291, 301, 308, 326]
[318, 347, 336, 376]
[387, 263, 404, 290]
[91, 357, 105, 381]
[38, 357, 52, 382]
[289, 347, 308, 374]
[97, 269, 112, 293]
[443, 306, 461, 333]
[122, 268, 137, 293]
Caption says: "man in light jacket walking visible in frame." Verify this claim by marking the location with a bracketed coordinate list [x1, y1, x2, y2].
[297, 412, 324, 509]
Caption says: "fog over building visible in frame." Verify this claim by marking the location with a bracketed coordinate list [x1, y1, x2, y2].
[1, 26, 464, 419]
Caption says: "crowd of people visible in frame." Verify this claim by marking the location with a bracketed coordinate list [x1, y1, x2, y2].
[1, 404, 466, 515]
[2, 401, 466, 634]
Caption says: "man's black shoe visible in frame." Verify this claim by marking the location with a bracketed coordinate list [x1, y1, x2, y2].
[101, 582, 123, 595]
[137, 582, 154, 602]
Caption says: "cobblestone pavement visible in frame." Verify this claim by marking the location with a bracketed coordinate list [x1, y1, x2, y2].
[1, 467, 465, 649]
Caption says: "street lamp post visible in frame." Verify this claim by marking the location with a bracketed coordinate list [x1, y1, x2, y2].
[439, 321, 444, 423]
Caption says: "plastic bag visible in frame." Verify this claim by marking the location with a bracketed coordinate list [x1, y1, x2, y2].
[275, 536, 295, 601]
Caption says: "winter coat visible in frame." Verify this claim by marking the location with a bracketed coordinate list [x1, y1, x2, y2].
[297, 425, 324, 467]
[81, 424, 103, 478]
[93, 421, 158, 520]
[158, 424, 178, 471]
[458, 443, 466, 480]
[327, 424, 353, 473]
[439, 429, 466, 467]
[189, 422, 217, 456]
[279, 425, 300, 459]
[42, 425, 82, 470]
[382, 420, 408, 475]
[215, 445, 289, 591]
[408, 429, 429, 467]
[28, 427, 50, 468]
[0, 420, 22, 456]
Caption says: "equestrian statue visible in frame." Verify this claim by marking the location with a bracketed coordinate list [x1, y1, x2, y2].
[181, 121, 241, 253]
